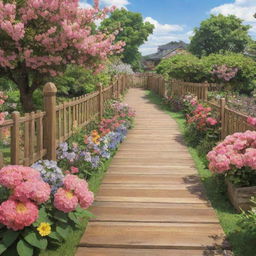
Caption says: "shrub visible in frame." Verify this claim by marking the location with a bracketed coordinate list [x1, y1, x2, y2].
[156, 53, 256, 95]
[207, 131, 256, 187]
[163, 95, 184, 112]
[54, 65, 112, 98]
[184, 99, 220, 148]
[156, 54, 208, 82]
[202, 53, 256, 94]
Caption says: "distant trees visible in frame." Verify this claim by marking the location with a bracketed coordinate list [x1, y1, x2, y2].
[100, 9, 154, 71]
[189, 14, 251, 57]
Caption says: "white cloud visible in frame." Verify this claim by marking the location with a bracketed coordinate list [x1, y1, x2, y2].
[210, 0, 256, 37]
[144, 17, 184, 35]
[79, 1, 92, 8]
[100, 0, 130, 9]
[140, 17, 190, 56]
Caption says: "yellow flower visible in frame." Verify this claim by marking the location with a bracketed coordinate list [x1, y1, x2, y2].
[37, 222, 51, 237]
[92, 135, 101, 144]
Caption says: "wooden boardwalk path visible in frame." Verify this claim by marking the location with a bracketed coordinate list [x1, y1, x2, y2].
[76, 89, 231, 256]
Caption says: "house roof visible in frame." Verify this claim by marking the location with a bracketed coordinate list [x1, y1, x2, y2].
[143, 41, 188, 61]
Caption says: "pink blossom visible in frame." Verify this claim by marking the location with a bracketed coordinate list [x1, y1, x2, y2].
[13, 180, 51, 204]
[247, 116, 256, 127]
[0, 165, 41, 189]
[63, 174, 82, 191]
[70, 166, 79, 174]
[0, 199, 38, 231]
[206, 117, 218, 126]
[207, 131, 256, 174]
[54, 188, 78, 213]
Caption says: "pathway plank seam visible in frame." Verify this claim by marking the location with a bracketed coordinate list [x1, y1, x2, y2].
[76, 89, 230, 256]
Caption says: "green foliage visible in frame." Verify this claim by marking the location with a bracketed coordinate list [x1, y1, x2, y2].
[156, 53, 256, 94]
[54, 65, 111, 97]
[201, 53, 256, 93]
[100, 9, 154, 70]
[156, 54, 208, 82]
[240, 198, 256, 235]
[189, 14, 251, 57]
[245, 41, 256, 60]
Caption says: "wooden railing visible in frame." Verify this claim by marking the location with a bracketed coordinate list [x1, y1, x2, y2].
[130, 73, 256, 139]
[0, 74, 128, 168]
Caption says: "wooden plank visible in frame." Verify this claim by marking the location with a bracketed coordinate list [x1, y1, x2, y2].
[110, 158, 194, 166]
[89, 202, 218, 223]
[76, 248, 232, 256]
[96, 187, 207, 204]
[101, 174, 199, 185]
[80, 222, 227, 250]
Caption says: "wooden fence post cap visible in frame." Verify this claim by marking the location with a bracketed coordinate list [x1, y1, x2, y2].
[12, 111, 20, 117]
[43, 82, 57, 95]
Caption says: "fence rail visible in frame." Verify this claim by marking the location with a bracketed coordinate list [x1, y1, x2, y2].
[0, 74, 128, 168]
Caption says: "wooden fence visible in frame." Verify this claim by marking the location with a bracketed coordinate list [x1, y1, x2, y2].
[132, 73, 256, 139]
[0, 74, 128, 168]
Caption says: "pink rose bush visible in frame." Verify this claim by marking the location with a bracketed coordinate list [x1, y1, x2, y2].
[182, 95, 220, 153]
[207, 130, 256, 187]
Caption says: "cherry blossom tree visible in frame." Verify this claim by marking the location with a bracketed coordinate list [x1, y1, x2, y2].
[0, 0, 125, 111]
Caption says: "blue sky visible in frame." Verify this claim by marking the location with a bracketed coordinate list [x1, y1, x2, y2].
[80, 0, 256, 56]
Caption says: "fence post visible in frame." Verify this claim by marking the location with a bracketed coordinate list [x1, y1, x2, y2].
[203, 82, 209, 101]
[98, 83, 103, 120]
[43, 82, 57, 161]
[0, 151, 3, 168]
[11, 111, 20, 165]
[116, 76, 120, 98]
[220, 98, 226, 140]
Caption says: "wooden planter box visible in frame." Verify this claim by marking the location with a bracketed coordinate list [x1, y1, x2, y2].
[227, 181, 256, 212]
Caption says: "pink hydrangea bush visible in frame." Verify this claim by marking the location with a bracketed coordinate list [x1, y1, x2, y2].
[54, 174, 94, 212]
[207, 130, 256, 187]
[0, 165, 50, 231]
[0, 199, 39, 231]
[0, 165, 95, 255]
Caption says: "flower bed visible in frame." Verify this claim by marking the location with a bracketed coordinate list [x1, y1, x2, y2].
[183, 95, 220, 159]
[0, 100, 135, 256]
[207, 130, 256, 211]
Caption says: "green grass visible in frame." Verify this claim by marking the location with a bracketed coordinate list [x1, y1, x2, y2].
[40, 156, 113, 256]
[145, 90, 256, 256]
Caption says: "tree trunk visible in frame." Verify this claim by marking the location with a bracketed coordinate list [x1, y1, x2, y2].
[19, 88, 35, 113]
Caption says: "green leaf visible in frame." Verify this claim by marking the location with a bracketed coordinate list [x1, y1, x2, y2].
[68, 212, 80, 225]
[54, 211, 68, 223]
[80, 210, 96, 219]
[0, 243, 7, 255]
[56, 224, 71, 240]
[17, 240, 33, 256]
[3, 230, 20, 247]
[23, 231, 48, 250]
[47, 232, 62, 242]
[32, 207, 51, 227]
